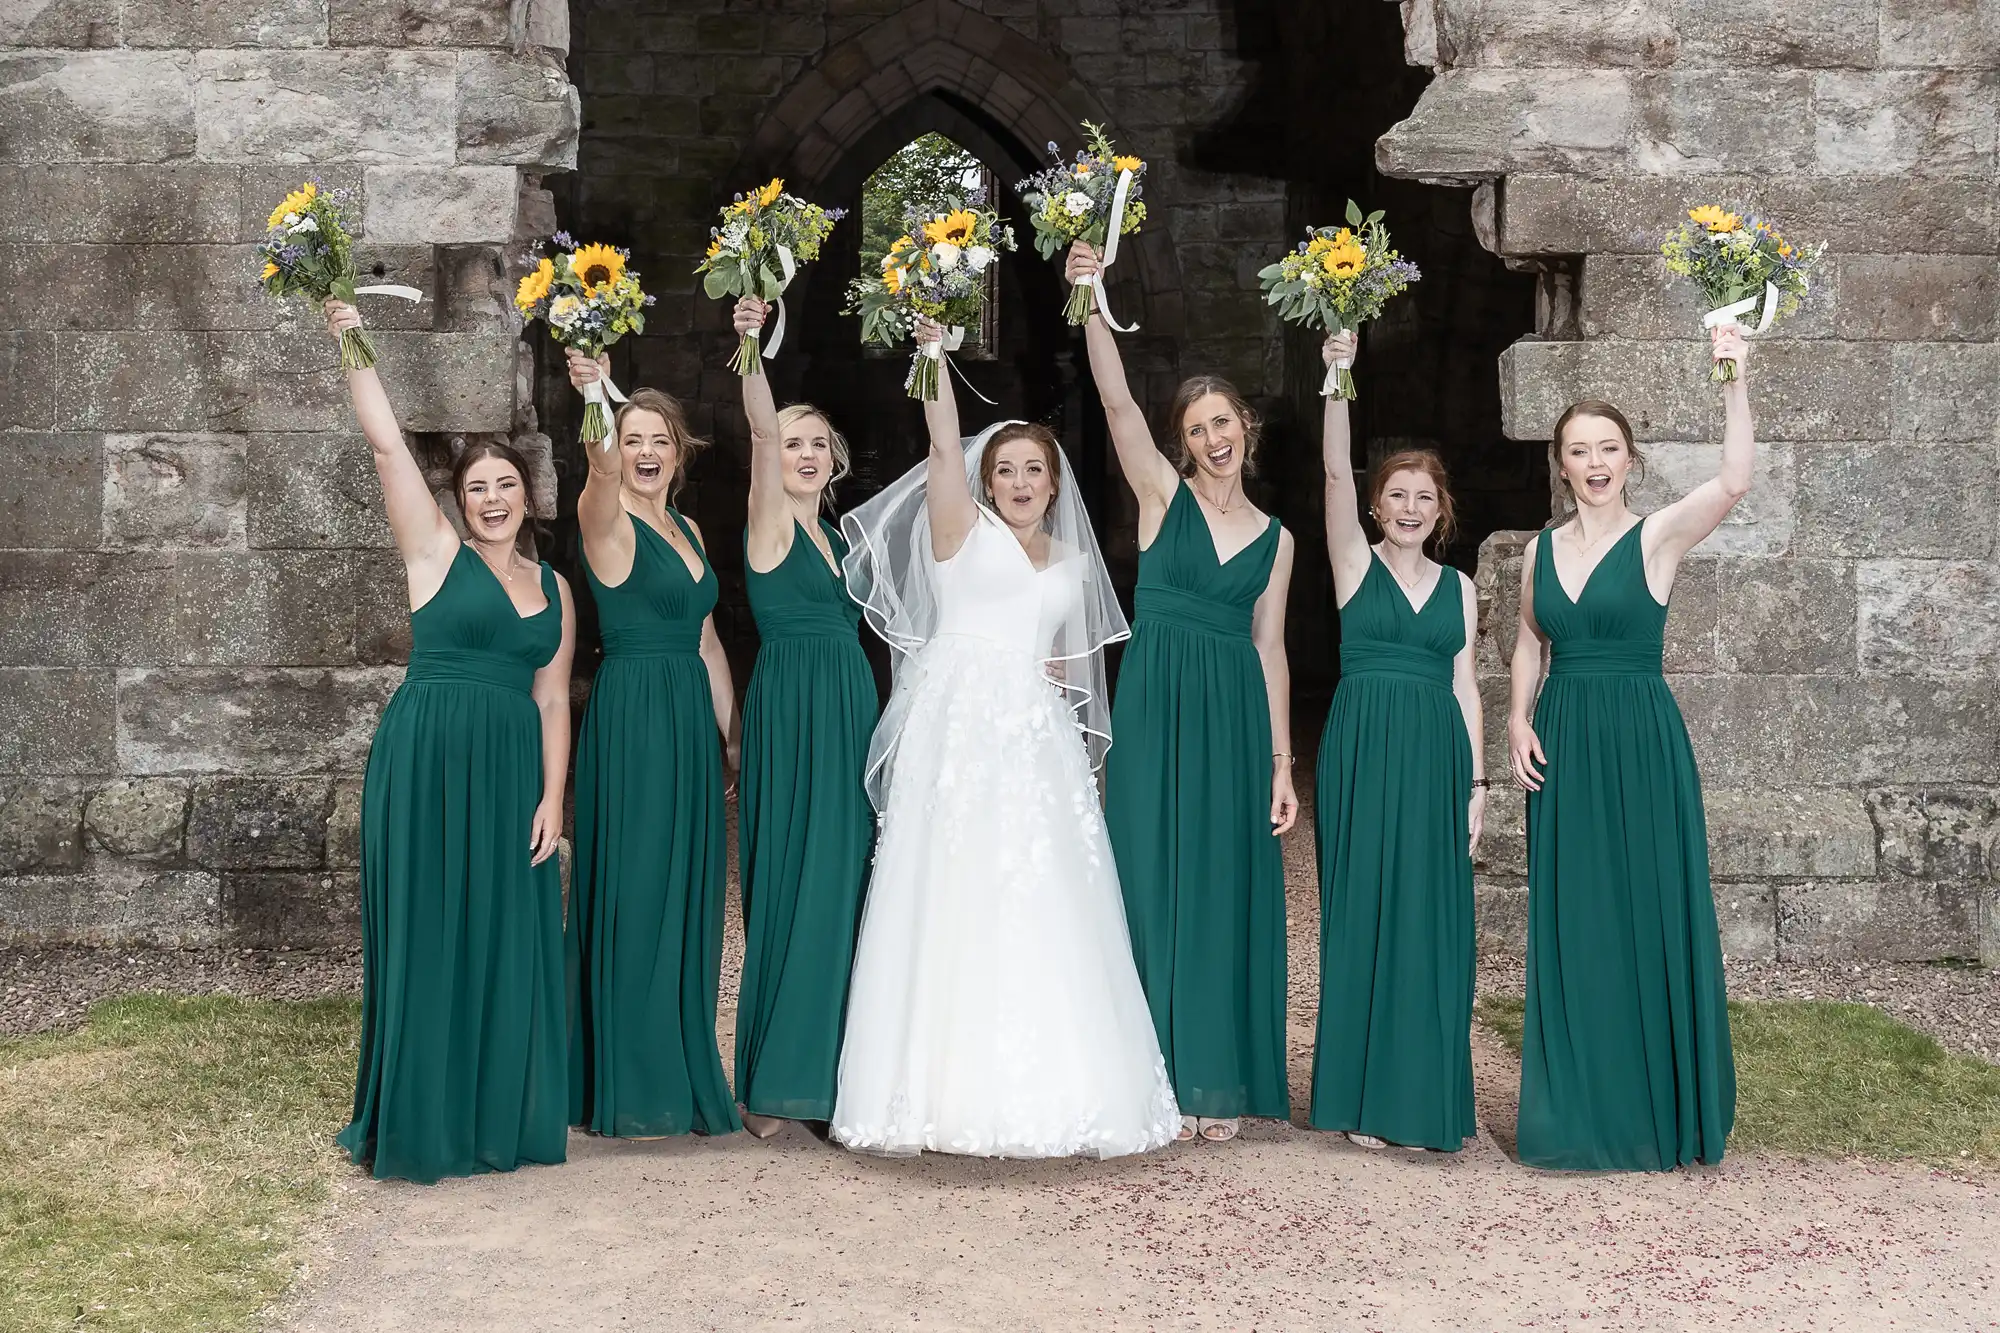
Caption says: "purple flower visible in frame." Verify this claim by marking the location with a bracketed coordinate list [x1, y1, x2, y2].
[1047, 140, 1060, 155]
[644, 294, 656, 305]
[552, 230, 574, 248]
[965, 185, 987, 206]
[828, 207, 848, 221]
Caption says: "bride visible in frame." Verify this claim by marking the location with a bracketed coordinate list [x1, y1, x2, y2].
[829, 319, 1181, 1159]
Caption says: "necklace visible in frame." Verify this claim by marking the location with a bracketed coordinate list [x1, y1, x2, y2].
[1377, 545, 1430, 592]
[472, 543, 519, 584]
[1194, 482, 1245, 515]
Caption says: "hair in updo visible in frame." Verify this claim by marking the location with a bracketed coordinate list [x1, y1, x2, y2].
[1165, 375, 1263, 477]
[614, 387, 708, 500]
[1549, 399, 1647, 519]
[776, 402, 851, 506]
[979, 422, 1064, 505]
[1369, 448, 1458, 550]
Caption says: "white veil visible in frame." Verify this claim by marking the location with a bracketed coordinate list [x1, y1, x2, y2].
[840, 420, 1129, 811]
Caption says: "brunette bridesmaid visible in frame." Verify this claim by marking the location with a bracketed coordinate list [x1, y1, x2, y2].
[1505, 324, 1753, 1170]
[566, 353, 740, 1139]
[327, 300, 575, 1183]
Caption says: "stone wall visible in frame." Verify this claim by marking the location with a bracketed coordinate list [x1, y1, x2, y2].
[1379, 1, 2000, 962]
[0, 0, 578, 942]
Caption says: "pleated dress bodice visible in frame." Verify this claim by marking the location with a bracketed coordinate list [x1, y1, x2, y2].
[1336, 553, 1463, 686]
[1531, 521, 1666, 678]
[746, 517, 862, 643]
[569, 509, 739, 1139]
[1131, 481, 1280, 640]
[406, 544, 562, 689]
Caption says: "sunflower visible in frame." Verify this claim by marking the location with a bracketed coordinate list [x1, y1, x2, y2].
[757, 177, 784, 207]
[515, 256, 555, 312]
[705, 235, 723, 260]
[923, 210, 977, 247]
[1688, 204, 1740, 234]
[266, 181, 317, 231]
[1113, 155, 1143, 175]
[569, 242, 625, 297]
[261, 261, 279, 281]
[1322, 238, 1366, 277]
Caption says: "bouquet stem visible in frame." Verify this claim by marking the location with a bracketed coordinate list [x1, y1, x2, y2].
[580, 378, 613, 446]
[906, 348, 941, 402]
[1711, 357, 1740, 384]
[1323, 366, 1357, 401]
[731, 332, 763, 378]
[1063, 277, 1096, 326]
[338, 326, 379, 371]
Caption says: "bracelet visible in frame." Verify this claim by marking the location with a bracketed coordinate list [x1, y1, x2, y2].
[1273, 752, 1294, 764]
[1471, 778, 1491, 789]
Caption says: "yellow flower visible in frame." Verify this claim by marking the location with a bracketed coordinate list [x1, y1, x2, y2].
[1074, 163, 1091, 178]
[705, 236, 723, 260]
[569, 242, 625, 297]
[266, 181, 317, 231]
[515, 256, 555, 311]
[1778, 241, 1795, 258]
[883, 265, 904, 295]
[1113, 155, 1142, 174]
[1322, 238, 1366, 277]
[261, 261, 279, 280]
[1688, 205, 1740, 234]
[923, 210, 977, 246]
[757, 177, 784, 207]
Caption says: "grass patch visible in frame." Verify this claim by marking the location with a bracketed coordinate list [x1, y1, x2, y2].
[0, 994, 359, 1333]
[1475, 995, 2000, 1168]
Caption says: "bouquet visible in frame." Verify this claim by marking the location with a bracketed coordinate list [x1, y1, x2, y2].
[1662, 205, 1822, 382]
[258, 180, 422, 370]
[694, 178, 844, 377]
[844, 195, 1014, 401]
[515, 232, 653, 445]
[1257, 200, 1420, 400]
[1016, 122, 1147, 327]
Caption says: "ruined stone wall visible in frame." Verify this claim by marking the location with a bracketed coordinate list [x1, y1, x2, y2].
[1378, 1, 2000, 962]
[0, 0, 578, 942]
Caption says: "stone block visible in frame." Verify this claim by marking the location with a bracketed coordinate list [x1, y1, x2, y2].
[1868, 787, 2000, 882]
[354, 549, 414, 664]
[0, 52, 196, 163]
[373, 333, 519, 432]
[0, 434, 100, 549]
[456, 53, 579, 167]
[0, 243, 133, 332]
[363, 166, 520, 244]
[1498, 174, 1997, 257]
[0, 332, 57, 429]
[434, 245, 512, 332]
[1792, 443, 1996, 559]
[1674, 674, 1999, 786]
[1474, 783, 1526, 878]
[120, 0, 328, 48]
[1814, 72, 1998, 178]
[0, 779, 84, 873]
[1500, 340, 1887, 443]
[83, 778, 189, 860]
[1674, 0, 1879, 67]
[0, 867, 219, 945]
[1433, 1, 1679, 68]
[325, 779, 363, 866]
[244, 434, 392, 549]
[329, 0, 509, 45]
[1890, 343, 2000, 442]
[1474, 876, 1528, 953]
[1857, 560, 2000, 677]
[1777, 881, 1980, 961]
[1840, 256, 1999, 343]
[125, 244, 281, 332]
[0, 164, 240, 244]
[103, 433, 247, 549]
[1713, 558, 1855, 674]
[220, 871, 359, 946]
[103, 551, 358, 666]
[0, 0, 119, 46]
[0, 553, 104, 666]
[117, 666, 399, 774]
[346, 245, 437, 332]
[196, 50, 456, 165]
[0, 669, 113, 773]
[1632, 69, 1814, 174]
[188, 778, 330, 869]
[1880, 0, 2000, 67]
[1660, 558, 1718, 673]
[1377, 69, 1635, 179]
[1705, 787, 1877, 879]
[1714, 882, 1777, 961]
[1624, 442, 1794, 557]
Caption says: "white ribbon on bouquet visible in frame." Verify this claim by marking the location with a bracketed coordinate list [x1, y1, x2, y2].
[761, 244, 797, 360]
[1322, 324, 1355, 397]
[1075, 166, 1140, 333]
[1701, 281, 1781, 334]
[918, 325, 997, 405]
[578, 360, 630, 450]
[354, 283, 426, 304]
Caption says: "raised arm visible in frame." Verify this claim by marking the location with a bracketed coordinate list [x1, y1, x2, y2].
[1506, 535, 1549, 791]
[916, 317, 976, 561]
[325, 301, 457, 586]
[1067, 242, 1178, 522]
[1451, 572, 1487, 854]
[568, 348, 634, 568]
[528, 573, 576, 867]
[1645, 325, 1754, 580]
[1253, 532, 1299, 835]
[737, 296, 794, 572]
[1319, 330, 1371, 600]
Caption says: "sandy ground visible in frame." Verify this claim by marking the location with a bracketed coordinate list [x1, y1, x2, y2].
[269, 805, 2000, 1333]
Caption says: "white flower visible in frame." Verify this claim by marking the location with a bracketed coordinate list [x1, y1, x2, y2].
[965, 245, 995, 273]
[931, 241, 962, 270]
[288, 215, 319, 234]
[282, 212, 300, 227]
[1062, 191, 1092, 217]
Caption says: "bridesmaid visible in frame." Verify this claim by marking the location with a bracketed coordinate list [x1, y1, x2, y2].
[1309, 331, 1485, 1153]
[1506, 324, 1753, 1171]
[565, 352, 741, 1139]
[1070, 242, 1298, 1145]
[325, 300, 575, 1183]
[728, 297, 877, 1139]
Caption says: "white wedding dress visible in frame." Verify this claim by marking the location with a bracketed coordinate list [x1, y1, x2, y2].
[830, 511, 1181, 1158]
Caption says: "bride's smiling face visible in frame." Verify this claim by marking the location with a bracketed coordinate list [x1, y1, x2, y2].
[984, 435, 1058, 533]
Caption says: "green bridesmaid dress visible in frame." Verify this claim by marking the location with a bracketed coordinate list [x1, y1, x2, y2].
[735, 519, 876, 1120]
[569, 510, 739, 1138]
[1310, 554, 1476, 1150]
[339, 546, 568, 1183]
[1106, 481, 1289, 1121]
[1518, 519, 1735, 1170]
